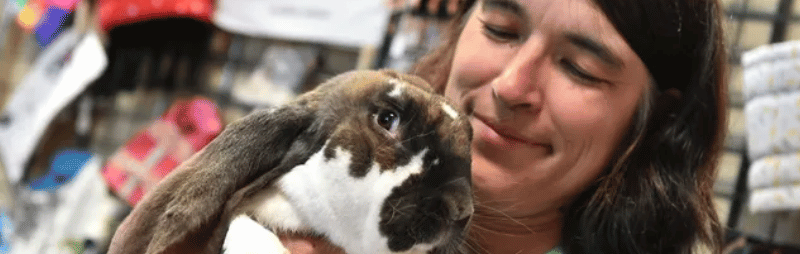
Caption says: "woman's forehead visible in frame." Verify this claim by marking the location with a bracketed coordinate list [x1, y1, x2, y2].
[492, 1, 625, 44]
[477, 0, 648, 81]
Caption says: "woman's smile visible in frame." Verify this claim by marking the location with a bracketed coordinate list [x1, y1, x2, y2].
[471, 114, 552, 153]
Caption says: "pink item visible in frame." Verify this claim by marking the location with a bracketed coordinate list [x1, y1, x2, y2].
[47, 0, 80, 10]
[102, 96, 223, 206]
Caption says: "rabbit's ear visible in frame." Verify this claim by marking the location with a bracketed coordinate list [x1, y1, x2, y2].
[108, 104, 324, 254]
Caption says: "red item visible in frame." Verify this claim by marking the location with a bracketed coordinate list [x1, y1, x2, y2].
[102, 96, 223, 206]
[97, 0, 213, 32]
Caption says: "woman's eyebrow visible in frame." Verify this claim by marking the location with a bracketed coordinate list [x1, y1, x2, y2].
[564, 33, 624, 70]
[481, 0, 528, 19]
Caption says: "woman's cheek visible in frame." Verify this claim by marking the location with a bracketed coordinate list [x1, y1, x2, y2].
[450, 19, 511, 90]
[548, 87, 607, 133]
[451, 47, 502, 88]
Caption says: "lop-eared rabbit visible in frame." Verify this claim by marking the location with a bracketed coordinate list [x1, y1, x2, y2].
[108, 70, 474, 254]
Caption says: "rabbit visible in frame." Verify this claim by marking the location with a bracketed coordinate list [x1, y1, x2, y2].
[107, 69, 474, 254]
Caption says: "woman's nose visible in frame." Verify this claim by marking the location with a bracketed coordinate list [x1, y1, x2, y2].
[491, 39, 546, 113]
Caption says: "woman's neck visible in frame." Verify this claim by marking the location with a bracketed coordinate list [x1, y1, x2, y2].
[465, 208, 563, 254]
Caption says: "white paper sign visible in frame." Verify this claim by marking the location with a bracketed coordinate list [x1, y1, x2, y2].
[214, 0, 390, 48]
[0, 30, 108, 184]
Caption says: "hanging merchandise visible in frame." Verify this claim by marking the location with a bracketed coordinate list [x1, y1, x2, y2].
[214, 0, 389, 48]
[385, 13, 446, 72]
[232, 43, 320, 108]
[378, 1, 450, 72]
[95, 0, 215, 95]
[0, 210, 11, 254]
[16, 0, 81, 47]
[742, 41, 800, 213]
[97, 0, 213, 32]
[7, 154, 120, 254]
[28, 149, 93, 191]
[0, 29, 107, 185]
[34, 4, 71, 47]
[101, 96, 223, 206]
[49, 0, 81, 10]
[14, 0, 29, 8]
[15, 0, 44, 30]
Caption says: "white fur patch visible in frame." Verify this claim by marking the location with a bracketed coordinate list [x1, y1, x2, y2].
[244, 186, 310, 233]
[271, 142, 430, 253]
[387, 79, 404, 98]
[223, 215, 289, 254]
[442, 103, 459, 120]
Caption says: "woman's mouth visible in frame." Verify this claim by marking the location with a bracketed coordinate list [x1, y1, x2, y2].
[470, 115, 554, 154]
[471, 116, 530, 149]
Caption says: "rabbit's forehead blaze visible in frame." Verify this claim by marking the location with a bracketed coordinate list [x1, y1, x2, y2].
[343, 76, 403, 98]
[378, 78, 471, 159]
[346, 77, 420, 102]
[387, 79, 404, 98]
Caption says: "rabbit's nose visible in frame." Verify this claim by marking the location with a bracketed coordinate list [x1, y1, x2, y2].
[450, 200, 474, 222]
[443, 177, 474, 222]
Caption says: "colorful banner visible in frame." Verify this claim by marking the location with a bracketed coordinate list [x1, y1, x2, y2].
[34, 6, 70, 46]
[16, 0, 44, 30]
[15, 0, 81, 47]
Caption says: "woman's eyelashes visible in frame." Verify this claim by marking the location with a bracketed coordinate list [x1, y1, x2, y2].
[479, 16, 607, 86]
[480, 19, 520, 42]
[559, 58, 605, 85]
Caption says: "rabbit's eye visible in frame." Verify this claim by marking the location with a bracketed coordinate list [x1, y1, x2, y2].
[375, 109, 400, 134]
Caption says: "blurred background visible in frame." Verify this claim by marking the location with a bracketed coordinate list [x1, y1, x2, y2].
[0, 0, 798, 253]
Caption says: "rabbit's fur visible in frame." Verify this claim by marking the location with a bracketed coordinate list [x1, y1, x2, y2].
[107, 70, 474, 254]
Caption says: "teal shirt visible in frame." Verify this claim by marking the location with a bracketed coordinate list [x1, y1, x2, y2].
[545, 246, 564, 254]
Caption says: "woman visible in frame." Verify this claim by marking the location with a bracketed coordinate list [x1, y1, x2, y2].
[289, 0, 729, 253]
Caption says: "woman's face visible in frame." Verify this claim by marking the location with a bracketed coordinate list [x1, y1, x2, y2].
[445, 0, 651, 218]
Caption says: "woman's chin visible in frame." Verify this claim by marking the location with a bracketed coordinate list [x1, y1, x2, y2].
[470, 151, 564, 217]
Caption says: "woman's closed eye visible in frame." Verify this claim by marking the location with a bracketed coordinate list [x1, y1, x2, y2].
[480, 20, 520, 43]
[559, 58, 606, 85]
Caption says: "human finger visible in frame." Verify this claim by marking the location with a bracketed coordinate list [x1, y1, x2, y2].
[279, 234, 346, 254]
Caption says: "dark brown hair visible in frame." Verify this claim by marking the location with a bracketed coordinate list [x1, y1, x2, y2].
[412, 0, 728, 253]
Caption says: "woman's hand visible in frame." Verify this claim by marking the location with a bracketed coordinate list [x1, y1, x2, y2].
[279, 233, 346, 254]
